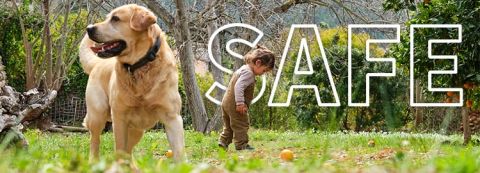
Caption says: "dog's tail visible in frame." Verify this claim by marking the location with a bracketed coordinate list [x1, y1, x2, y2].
[79, 34, 100, 74]
[82, 116, 89, 129]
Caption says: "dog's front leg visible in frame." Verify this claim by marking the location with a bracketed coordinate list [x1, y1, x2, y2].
[113, 116, 129, 155]
[163, 115, 186, 162]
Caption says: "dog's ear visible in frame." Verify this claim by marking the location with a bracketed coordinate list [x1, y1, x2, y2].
[130, 8, 157, 31]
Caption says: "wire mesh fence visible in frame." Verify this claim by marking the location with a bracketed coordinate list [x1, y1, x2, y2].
[49, 92, 86, 127]
[48, 91, 164, 129]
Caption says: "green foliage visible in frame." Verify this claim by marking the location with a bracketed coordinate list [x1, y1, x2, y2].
[196, 73, 217, 118]
[383, 0, 417, 12]
[249, 75, 300, 130]
[62, 61, 88, 96]
[57, 11, 91, 95]
[177, 68, 189, 127]
[1, 129, 479, 172]
[273, 27, 409, 131]
[0, 6, 43, 90]
[0, 3, 90, 92]
[389, 0, 480, 108]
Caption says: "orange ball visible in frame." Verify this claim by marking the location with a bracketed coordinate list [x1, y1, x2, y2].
[165, 150, 173, 158]
[280, 149, 294, 161]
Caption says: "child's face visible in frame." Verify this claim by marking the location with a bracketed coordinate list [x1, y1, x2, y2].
[252, 60, 271, 75]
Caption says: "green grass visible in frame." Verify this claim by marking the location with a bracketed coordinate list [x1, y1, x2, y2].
[1, 129, 480, 173]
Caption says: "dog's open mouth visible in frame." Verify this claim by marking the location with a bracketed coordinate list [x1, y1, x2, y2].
[90, 40, 126, 58]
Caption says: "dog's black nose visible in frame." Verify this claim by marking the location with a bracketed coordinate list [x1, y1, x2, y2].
[86, 25, 96, 37]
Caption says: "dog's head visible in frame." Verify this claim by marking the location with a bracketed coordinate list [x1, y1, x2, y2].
[86, 4, 157, 58]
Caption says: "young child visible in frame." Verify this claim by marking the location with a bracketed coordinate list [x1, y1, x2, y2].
[218, 46, 275, 151]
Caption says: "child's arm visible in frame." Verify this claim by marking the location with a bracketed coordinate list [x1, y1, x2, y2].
[234, 67, 255, 114]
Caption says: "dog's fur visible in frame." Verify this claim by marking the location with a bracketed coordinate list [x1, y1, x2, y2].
[79, 4, 185, 161]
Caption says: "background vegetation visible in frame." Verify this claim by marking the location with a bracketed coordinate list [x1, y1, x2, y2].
[1, 0, 480, 171]
[1, 0, 478, 132]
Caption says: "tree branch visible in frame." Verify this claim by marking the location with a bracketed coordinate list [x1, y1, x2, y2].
[141, 0, 175, 28]
[274, 0, 301, 13]
[273, 0, 371, 24]
[10, 0, 35, 90]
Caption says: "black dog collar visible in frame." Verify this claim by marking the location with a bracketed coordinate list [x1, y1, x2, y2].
[123, 36, 161, 74]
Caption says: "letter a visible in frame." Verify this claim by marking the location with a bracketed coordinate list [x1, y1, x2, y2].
[268, 24, 340, 107]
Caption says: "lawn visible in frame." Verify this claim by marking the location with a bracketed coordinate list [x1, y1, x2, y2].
[1, 129, 479, 173]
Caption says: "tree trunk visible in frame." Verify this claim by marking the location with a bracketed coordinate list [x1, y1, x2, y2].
[414, 79, 423, 128]
[141, 0, 211, 132]
[12, 0, 35, 90]
[53, 0, 71, 90]
[207, 0, 225, 107]
[174, 0, 209, 132]
[204, 0, 225, 133]
[42, 0, 53, 89]
[462, 107, 471, 144]
[269, 106, 273, 129]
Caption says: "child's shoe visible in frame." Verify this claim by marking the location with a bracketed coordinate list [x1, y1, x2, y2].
[236, 144, 255, 151]
[218, 143, 228, 150]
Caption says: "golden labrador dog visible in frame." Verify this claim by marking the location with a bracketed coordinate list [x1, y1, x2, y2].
[79, 4, 185, 161]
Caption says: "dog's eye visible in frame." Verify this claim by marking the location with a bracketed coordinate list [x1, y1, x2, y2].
[111, 16, 120, 22]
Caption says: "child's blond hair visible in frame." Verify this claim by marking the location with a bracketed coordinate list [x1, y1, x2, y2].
[244, 45, 275, 69]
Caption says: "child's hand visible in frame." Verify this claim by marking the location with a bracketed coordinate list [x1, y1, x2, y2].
[236, 104, 248, 115]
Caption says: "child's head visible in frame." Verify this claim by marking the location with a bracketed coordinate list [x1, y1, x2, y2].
[244, 45, 275, 75]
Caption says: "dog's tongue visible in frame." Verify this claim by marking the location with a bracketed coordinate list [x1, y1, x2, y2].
[90, 42, 119, 53]
[90, 45, 103, 53]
